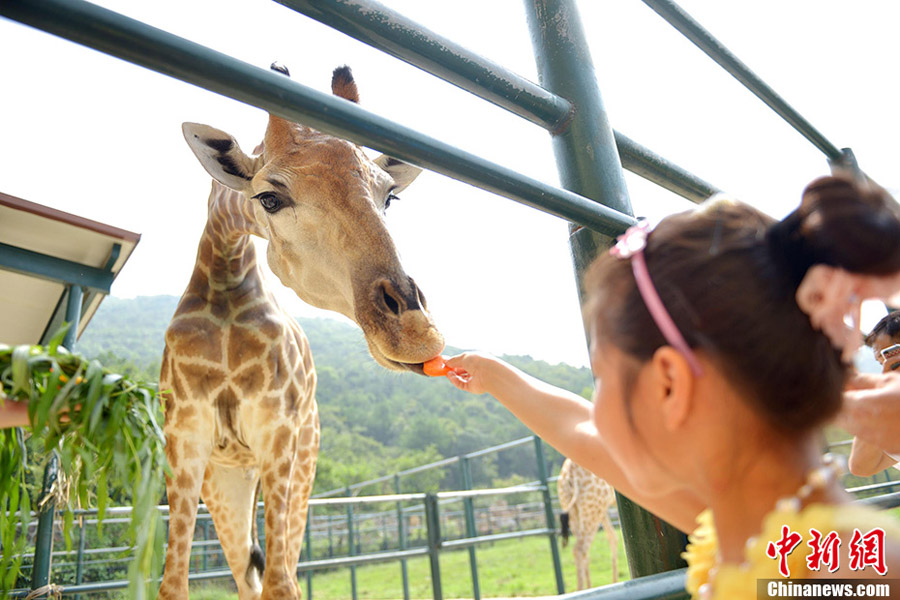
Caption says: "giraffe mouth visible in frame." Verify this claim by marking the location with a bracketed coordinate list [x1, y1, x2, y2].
[405, 362, 428, 376]
[384, 357, 428, 376]
[364, 341, 432, 375]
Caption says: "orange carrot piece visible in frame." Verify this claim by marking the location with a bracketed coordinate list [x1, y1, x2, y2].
[423, 356, 452, 377]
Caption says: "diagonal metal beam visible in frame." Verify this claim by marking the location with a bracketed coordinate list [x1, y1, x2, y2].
[0, 242, 114, 293]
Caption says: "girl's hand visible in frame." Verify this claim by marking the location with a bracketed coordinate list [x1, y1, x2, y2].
[0, 400, 30, 429]
[444, 352, 501, 395]
[839, 372, 900, 453]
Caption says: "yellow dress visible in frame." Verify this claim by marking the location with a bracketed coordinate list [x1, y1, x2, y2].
[682, 503, 900, 599]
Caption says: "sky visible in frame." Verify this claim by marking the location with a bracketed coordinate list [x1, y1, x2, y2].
[1, 0, 897, 369]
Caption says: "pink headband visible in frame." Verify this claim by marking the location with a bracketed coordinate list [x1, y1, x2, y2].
[610, 221, 704, 376]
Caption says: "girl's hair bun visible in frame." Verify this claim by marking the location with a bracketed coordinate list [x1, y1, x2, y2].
[767, 173, 900, 287]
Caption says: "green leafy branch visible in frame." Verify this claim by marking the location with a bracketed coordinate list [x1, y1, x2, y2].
[0, 326, 166, 598]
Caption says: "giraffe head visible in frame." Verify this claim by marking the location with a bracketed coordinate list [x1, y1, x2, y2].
[181, 65, 443, 373]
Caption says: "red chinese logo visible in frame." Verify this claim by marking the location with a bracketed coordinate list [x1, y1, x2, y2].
[765, 525, 888, 577]
[766, 525, 803, 577]
[848, 527, 887, 576]
[806, 528, 841, 573]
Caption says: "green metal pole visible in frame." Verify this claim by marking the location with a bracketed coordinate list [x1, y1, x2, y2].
[62, 285, 83, 350]
[202, 520, 209, 571]
[641, 0, 844, 162]
[304, 508, 313, 600]
[524, 0, 689, 579]
[533, 437, 565, 594]
[394, 475, 411, 600]
[74, 516, 86, 600]
[31, 285, 83, 597]
[328, 517, 334, 558]
[458, 457, 481, 600]
[424, 493, 443, 600]
[29, 454, 58, 596]
[346, 487, 358, 600]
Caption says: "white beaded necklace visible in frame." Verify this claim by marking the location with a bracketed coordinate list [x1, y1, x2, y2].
[697, 453, 847, 600]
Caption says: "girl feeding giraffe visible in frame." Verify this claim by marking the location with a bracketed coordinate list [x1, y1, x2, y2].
[443, 173, 900, 598]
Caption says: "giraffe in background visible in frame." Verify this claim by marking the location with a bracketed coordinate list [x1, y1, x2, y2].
[158, 65, 444, 600]
[558, 457, 620, 590]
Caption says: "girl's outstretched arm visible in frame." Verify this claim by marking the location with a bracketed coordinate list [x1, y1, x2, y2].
[445, 352, 704, 532]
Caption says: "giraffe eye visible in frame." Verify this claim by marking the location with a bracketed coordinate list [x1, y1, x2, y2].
[385, 193, 399, 210]
[255, 193, 283, 214]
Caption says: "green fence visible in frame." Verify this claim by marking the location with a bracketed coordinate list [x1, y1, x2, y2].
[0, 0, 880, 598]
[8, 431, 900, 598]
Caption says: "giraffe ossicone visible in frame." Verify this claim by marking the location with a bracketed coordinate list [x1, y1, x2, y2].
[159, 65, 444, 600]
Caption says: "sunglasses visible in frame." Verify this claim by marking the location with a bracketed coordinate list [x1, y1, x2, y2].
[878, 343, 900, 371]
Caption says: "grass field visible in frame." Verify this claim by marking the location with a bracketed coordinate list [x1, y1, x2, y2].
[184, 531, 627, 600]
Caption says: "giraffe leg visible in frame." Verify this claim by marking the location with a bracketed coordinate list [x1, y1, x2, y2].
[259, 432, 302, 600]
[285, 419, 319, 592]
[158, 432, 212, 600]
[569, 506, 587, 591]
[599, 510, 619, 583]
[202, 462, 263, 600]
[574, 510, 600, 590]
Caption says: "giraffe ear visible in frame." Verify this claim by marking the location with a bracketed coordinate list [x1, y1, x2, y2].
[374, 155, 422, 194]
[182, 122, 258, 191]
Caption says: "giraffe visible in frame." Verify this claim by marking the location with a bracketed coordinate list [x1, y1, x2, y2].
[158, 65, 444, 600]
[557, 457, 619, 590]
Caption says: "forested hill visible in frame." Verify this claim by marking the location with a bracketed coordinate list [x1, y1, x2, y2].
[78, 296, 593, 493]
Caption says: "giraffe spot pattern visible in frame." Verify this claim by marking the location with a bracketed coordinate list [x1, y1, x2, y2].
[167, 317, 223, 363]
[234, 365, 265, 395]
[228, 324, 269, 371]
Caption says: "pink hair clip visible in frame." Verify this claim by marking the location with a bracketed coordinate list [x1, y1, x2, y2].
[611, 220, 651, 259]
[611, 221, 704, 376]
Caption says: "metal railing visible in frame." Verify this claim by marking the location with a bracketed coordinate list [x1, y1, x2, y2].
[8, 430, 900, 599]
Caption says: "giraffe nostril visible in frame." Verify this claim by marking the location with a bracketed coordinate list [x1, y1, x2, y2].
[377, 282, 402, 316]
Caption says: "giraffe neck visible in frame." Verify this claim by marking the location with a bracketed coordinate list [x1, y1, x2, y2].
[193, 186, 266, 294]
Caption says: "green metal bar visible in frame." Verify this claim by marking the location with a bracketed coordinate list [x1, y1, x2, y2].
[440, 527, 553, 551]
[532, 437, 565, 594]
[458, 456, 481, 600]
[62, 285, 83, 355]
[464, 435, 534, 460]
[293, 547, 429, 572]
[861, 492, 900, 510]
[29, 454, 59, 596]
[328, 517, 334, 558]
[394, 475, 411, 600]
[276, 0, 572, 132]
[0, 242, 113, 293]
[202, 520, 209, 571]
[424, 493, 443, 600]
[614, 131, 719, 203]
[74, 518, 86, 600]
[304, 508, 313, 600]
[640, 0, 843, 162]
[275, 0, 719, 203]
[346, 487, 358, 600]
[524, 0, 689, 579]
[556, 568, 688, 600]
[0, 0, 633, 238]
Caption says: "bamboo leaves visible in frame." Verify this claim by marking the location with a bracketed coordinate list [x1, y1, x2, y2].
[0, 333, 166, 597]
